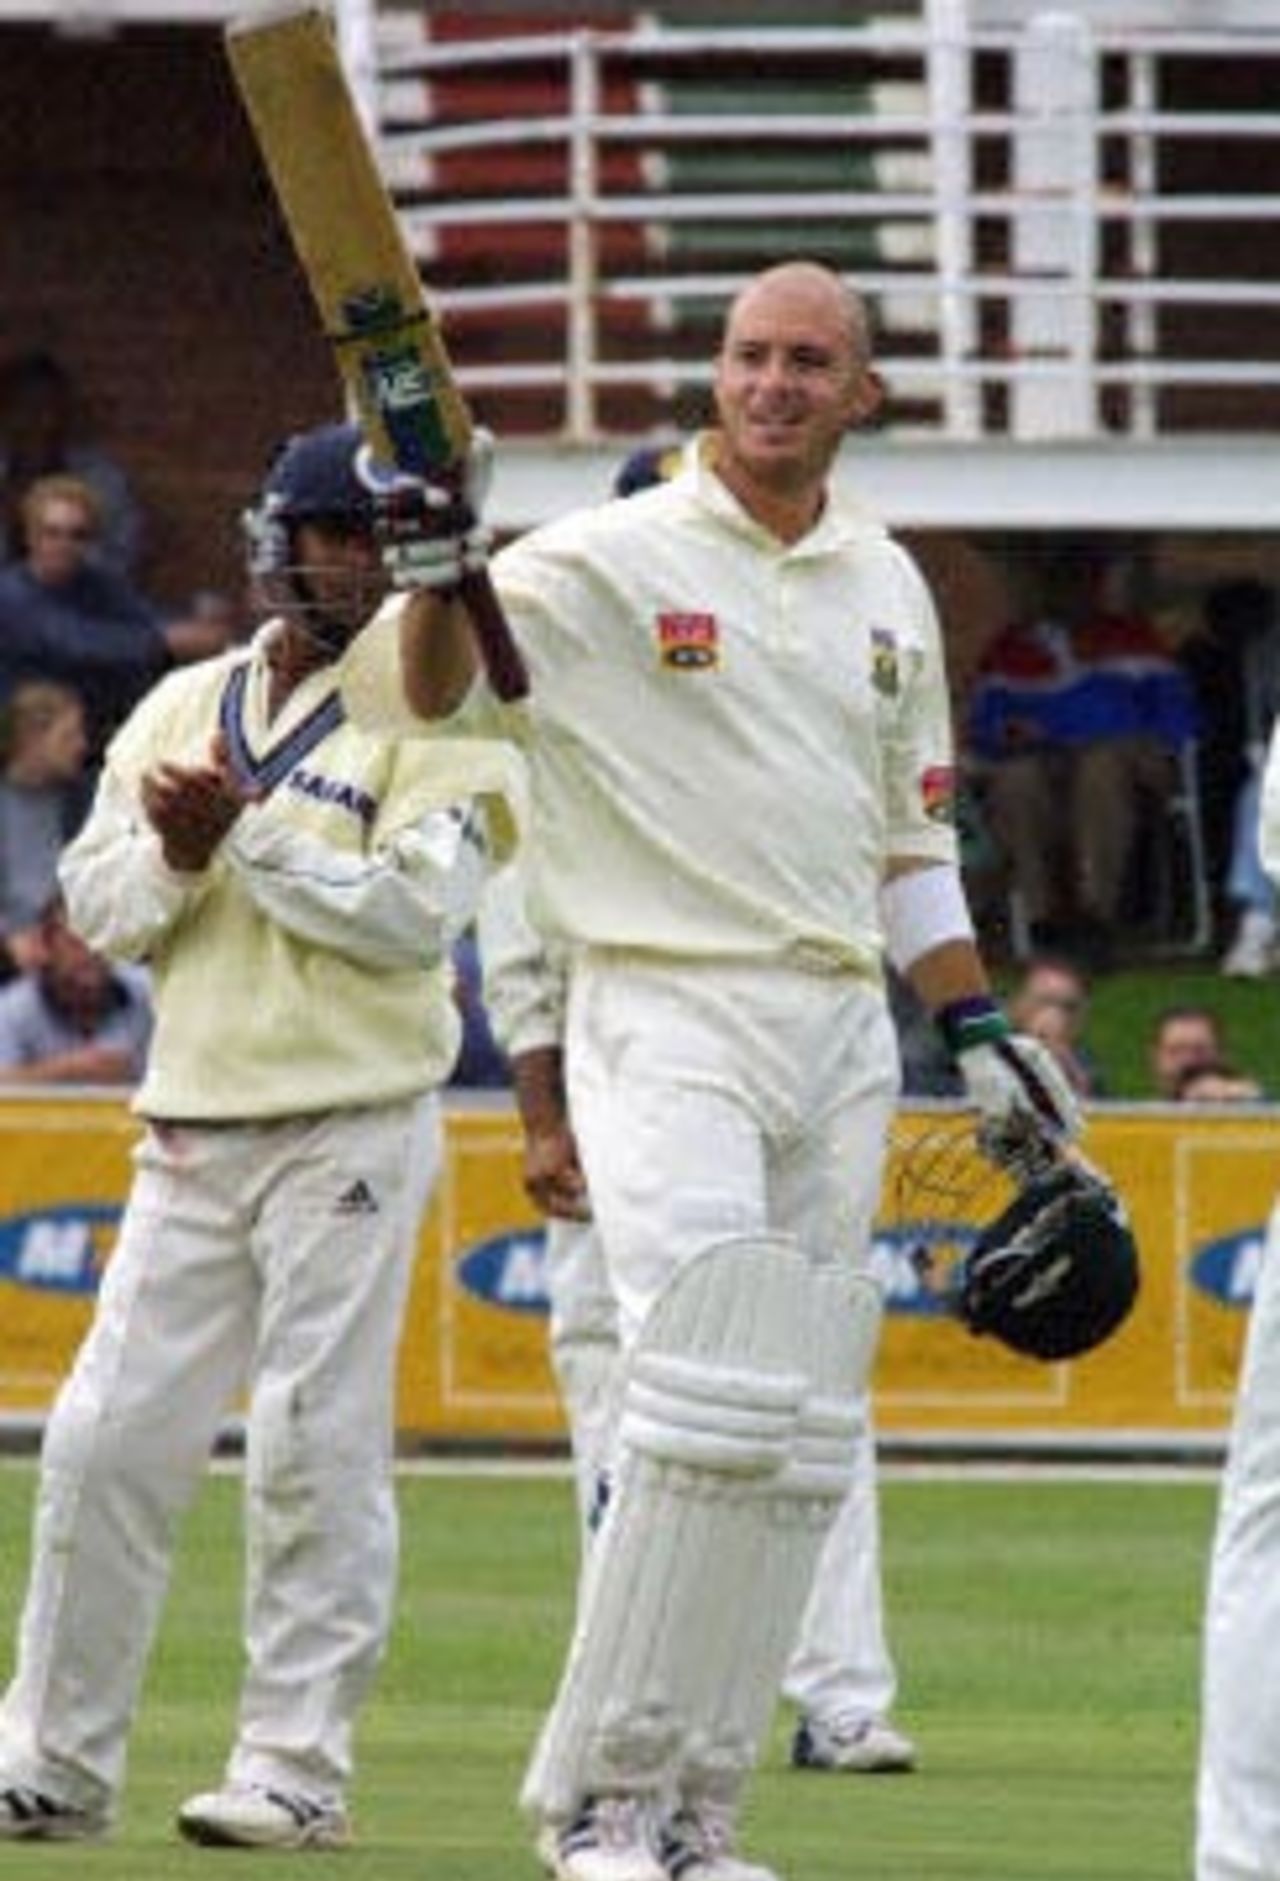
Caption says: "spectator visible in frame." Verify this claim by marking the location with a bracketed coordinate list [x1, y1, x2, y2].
[1149, 1004, 1225, 1101]
[447, 925, 510, 1089]
[1173, 1061, 1264, 1104]
[0, 897, 152, 1086]
[0, 680, 91, 980]
[1179, 579, 1279, 913]
[968, 543, 1199, 968]
[1006, 952, 1105, 1096]
[0, 350, 142, 578]
[0, 475, 224, 768]
[1207, 583, 1280, 977]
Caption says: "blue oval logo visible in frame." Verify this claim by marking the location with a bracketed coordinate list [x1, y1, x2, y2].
[0, 1205, 121, 1296]
[870, 1224, 977, 1318]
[1190, 1228, 1264, 1310]
[456, 1228, 550, 1315]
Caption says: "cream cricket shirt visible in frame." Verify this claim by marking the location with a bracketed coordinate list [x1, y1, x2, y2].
[60, 626, 525, 1121]
[347, 446, 959, 975]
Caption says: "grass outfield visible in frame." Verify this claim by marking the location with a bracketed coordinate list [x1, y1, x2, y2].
[0, 1465, 1216, 1880]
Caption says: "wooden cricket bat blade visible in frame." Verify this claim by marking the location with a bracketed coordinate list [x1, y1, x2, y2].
[225, 3, 529, 700]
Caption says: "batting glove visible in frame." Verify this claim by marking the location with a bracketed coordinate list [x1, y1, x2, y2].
[937, 996, 1082, 1179]
[362, 429, 495, 594]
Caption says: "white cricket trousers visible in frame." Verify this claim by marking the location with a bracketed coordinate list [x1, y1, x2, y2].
[565, 953, 899, 1348]
[1197, 1197, 1280, 1880]
[0, 1096, 439, 1818]
[545, 1218, 897, 1722]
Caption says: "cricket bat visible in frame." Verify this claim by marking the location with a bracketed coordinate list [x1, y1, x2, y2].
[225, 2, 529, 700]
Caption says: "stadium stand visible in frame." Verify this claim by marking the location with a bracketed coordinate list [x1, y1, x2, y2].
[363, 0, 1280, 452]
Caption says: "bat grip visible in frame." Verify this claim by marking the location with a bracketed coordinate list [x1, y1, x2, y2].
[457, 566, 529, 702]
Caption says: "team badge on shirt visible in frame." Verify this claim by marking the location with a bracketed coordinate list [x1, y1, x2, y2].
[871, 627, 900, 698]
[920, 764, 957, 825]
[656, 611, 720, 671]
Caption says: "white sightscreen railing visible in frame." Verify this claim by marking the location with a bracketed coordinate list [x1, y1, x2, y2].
[367, 7, 1280, 444]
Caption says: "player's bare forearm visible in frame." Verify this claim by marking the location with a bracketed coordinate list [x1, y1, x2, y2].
[511, 1045, 590, 1220]
[399, 588, 479, 719]
[906, 936, 994, 1018]
[0, 1045, 136, 1087]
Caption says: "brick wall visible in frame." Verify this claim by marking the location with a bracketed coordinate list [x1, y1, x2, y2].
[0, 23, 338, 610]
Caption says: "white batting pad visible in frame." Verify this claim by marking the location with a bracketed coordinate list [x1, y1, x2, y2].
[680, 1262, 881, 1807]
[522, 1235, 884, 1824]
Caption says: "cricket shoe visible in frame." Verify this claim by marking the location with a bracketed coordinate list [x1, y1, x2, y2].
[176, 1783, 352, 1849]
[0, 1783, 107, 1841]
[550, 1794, 666, 1881]
[659, 1799, 779, 1881]
[790, 1710, 918, 1774]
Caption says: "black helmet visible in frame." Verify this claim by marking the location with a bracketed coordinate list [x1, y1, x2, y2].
[954, 1162, 1140, 1361]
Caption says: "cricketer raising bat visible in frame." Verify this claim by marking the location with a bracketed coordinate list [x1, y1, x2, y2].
[225, 2, 529, 700]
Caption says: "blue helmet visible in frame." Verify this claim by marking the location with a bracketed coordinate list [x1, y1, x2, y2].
[259, 421, 374, 531]
[243, 421, 383, 650]
[612, 442, 684, 499]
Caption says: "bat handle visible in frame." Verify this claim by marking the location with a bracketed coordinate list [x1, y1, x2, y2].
[457, 566, 530, 702]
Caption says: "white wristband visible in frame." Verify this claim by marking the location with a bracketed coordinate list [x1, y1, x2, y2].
[880, 865, 975, 974]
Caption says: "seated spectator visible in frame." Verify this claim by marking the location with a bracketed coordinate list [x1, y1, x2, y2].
[1173, 1061, 1265, 1105]
[1006, 952, 1104, 1096]
[0, 897, 152, 1086]
[0, 349, 142, 577]
[1149, 1004, 1226, 1101]
[0, 680, 91, 982]
[0, 475, 225, 767]
[968, 545, 1198, 967]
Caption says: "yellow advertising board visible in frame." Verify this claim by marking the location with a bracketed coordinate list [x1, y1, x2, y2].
[0, 1093, 1275, 1442]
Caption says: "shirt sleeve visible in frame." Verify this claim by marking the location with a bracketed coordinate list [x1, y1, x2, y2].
[58, 763, 208, 963]
[881, 549, 962, 870]
[476, 859, 567, 1058]
[337, 596, 518, 741]
[223, 798, 492, 972]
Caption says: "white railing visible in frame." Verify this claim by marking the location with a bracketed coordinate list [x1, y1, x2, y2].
[365, 3, 1280, 446]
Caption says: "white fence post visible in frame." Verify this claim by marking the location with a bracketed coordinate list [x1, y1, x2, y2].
[927, 0, 981, 438]
[566, 29, 599, 441]
[1010, 9, 1098, 438]
[331, 0, 379, 140]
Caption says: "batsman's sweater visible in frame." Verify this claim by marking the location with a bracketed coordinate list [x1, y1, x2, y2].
[343, 437, 958, 979]
[60, 624, 525, 1122]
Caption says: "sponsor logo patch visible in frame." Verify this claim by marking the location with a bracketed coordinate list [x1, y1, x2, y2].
[869, 1224, 976, 1316]
[1190, 1228, 1264, 1309]
[456, 1228, 550, 1315]
[0, 1205, 120, 1296]
[656, 611, 719, 671]
[870, 626, 900, 697]
[921, 764, 957, 825]
[289, 768, 377, 828]
[334, 1178, 380, 1217]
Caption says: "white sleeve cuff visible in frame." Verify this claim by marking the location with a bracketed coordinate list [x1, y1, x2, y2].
[880, 865, 975, 974]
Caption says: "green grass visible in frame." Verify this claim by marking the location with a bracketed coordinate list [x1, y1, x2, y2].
[0, 1463, 1216, 1879]
[995, 959, 1280, 1099]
